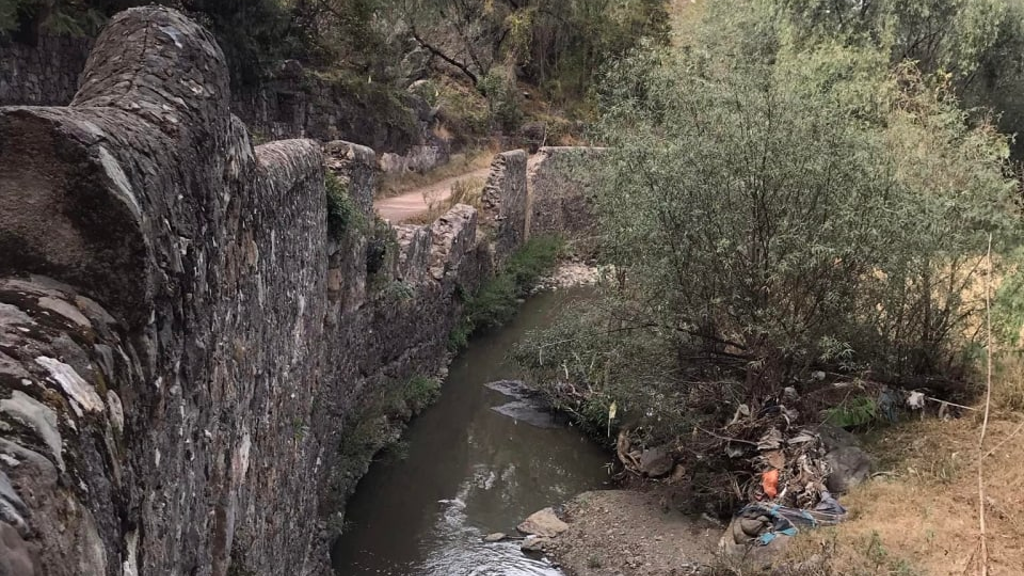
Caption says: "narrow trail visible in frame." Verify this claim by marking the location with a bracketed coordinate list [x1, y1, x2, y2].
[374, 153, 542, 222]
[374, 166, 493, 222]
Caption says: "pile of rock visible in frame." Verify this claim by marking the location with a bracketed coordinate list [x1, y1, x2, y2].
[518, 507, 570, 552]
[533, 262, 611, 291]
[481, 507, 570, 553]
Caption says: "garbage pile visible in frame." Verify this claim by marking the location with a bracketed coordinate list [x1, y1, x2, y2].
[718, 388, 874, 559]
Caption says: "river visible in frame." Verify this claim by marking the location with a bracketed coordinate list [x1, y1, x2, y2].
[331, 290, 610, 576]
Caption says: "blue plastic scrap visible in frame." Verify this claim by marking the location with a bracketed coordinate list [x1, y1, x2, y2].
[735, 497, 847, 547]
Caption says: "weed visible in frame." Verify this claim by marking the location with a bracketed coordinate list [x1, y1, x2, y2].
[824, 396, 878, 428]
[326, 172, 356, 241]
[379, 279, 415, 304]
[448, 236, 564, 352]
[994, 352, 1024, 411]
[402, 375, 442, 413]
[292, 417, 308, 441]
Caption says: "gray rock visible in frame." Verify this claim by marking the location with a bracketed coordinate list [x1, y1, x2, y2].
[825, 446, 872, 493]
[640, 446, 675, 477]
[817, 423, 861, 451]
[491, 401, 560, 429]
[483, 532, 506, 542]
[0, 391, 64, 472]
[0, 521, 40, 576]
[518, 508, 569, 538]
[520, 536, 553, 552]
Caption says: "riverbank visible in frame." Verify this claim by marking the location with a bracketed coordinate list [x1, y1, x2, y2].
[534, 412, 1024, 576]
[545, 491, 719, 576]
[332, 290, 610, 576]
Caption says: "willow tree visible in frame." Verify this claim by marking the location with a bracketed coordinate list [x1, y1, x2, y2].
[516, 1, 1019, 431]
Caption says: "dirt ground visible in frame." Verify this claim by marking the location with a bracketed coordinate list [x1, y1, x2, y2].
[546, 490, 722, 576]
[542, 410, 1023, 576]
[374, 153, 542, 222]
[783, 414, 1024, 576]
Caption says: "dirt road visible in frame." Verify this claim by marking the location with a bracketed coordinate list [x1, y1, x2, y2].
[374, 166, 493, 222]
[374, 154, 542, 222]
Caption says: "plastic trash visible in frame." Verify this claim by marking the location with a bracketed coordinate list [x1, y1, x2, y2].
[762, 469, 780, 498]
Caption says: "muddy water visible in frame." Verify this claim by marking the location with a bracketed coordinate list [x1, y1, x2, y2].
[332, 290, 610, 576]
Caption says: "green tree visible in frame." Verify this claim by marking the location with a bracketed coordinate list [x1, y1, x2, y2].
[760, 0, 1024, 149]
[517, 2, 1018, 433]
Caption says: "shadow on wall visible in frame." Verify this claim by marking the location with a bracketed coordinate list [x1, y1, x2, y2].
[0, 6, 559, 576]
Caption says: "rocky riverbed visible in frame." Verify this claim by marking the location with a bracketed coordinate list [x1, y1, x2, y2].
[534, 261, 610, 291]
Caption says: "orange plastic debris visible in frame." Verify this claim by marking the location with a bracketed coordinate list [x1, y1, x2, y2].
[761, 469, 780, 499]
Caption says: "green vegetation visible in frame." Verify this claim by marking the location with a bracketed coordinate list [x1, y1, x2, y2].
[326, 373, 441, 534]
[449, 236, 564, 352]
[824, 396, 880, 429]
[517, 0, 1022, 451]
[1, 1, 670, 148]
[325, 171, 356, 241]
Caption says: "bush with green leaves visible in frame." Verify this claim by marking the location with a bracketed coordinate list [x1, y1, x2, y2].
[517, 1, 1019, 440]
[449, 235, 564, 351]
[723, 0, 1024, 150]
[325, 171, 356, 241]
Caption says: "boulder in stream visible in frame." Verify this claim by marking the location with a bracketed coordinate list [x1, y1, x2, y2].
[518, 507, 569, 538]
[521, 536, 554, 552]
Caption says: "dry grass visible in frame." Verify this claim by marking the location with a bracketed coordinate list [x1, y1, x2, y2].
[776, 408, 1024, 576]
[993, 352, 1024, 413]
[668, 0, 706, 47]
[377, 147, 495, 199]
[406, 176, 486, 225]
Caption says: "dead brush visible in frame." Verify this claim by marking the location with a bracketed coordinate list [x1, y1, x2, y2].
[993, 352, 1024, 412]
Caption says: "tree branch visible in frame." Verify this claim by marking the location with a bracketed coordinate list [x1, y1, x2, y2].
[409, 26, 479, 86]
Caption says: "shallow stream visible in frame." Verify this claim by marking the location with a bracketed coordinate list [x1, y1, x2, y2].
[331, 290, 610, 576]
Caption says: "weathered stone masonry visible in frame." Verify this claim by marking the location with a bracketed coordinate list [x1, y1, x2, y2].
[0, 7, 517, 576]
[0, 33, 451, 176]
[527, 146, 603, 255]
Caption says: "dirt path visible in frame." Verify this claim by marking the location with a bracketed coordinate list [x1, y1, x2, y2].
[374, 165, 493, 222]
[374, 154, 542, 222]
[545, 490, 721, 576]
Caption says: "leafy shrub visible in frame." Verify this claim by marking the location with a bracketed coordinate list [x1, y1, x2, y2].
[449, 236, 564, 351]
[365, 217, 389, 275]
[588, 30, 1014, 393]
[478, 68, 523, 133]
[824, 396, 879, 428]
[994, 248, 1024, 347]
[325, 171, 355, 241]
[517, 1, 1020, 452]
[402, 375, 441, 412]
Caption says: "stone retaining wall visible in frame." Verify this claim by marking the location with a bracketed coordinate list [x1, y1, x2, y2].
[481, 150, 529, 267]
[0, 8, 514, 576]
[527, 146, 604, 255]
[0, 34, 450, 173]
[0, 35, 91, 106]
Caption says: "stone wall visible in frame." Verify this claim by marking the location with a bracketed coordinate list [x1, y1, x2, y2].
[0, 8, 516, 576]
[0, 35, 91, 106]
[0, 35, 452, 173]
[527, 146, 604, 255]
[481, 150, 529, 267]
